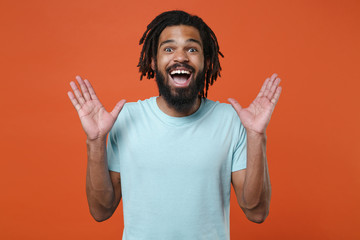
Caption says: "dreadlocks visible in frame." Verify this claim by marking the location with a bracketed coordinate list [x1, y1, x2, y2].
[137, 10, 224, 98]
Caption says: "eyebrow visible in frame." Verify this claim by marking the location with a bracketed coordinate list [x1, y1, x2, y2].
[159, 38, 202, 47]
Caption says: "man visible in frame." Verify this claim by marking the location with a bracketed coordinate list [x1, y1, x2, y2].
[68, 10, 282, 240]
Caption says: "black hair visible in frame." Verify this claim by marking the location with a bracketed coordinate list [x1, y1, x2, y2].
[137, 10, 224, 98]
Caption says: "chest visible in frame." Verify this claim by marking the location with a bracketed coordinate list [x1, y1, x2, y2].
[121, 123, 233, 175]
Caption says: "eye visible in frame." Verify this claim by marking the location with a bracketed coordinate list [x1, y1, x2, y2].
[188, 48, 198, 53]
[164, 47, 173, 52]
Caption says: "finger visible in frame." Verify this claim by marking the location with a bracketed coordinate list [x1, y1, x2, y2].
[263, 73, 278, 97]
[67, 91, 81, 111]
[270, 73, 278, 81]
[256, 77, 270, 98]
[270, 86, 282, 106]
[70, 81, 86, 106]
[76, 76, 91, 101]
[266, 77, 281, 99]
[83, 79, 98, 100]
[228, 98, 243, 116]
[110, 99, 126, 119]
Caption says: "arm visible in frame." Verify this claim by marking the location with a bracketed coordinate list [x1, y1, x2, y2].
[86, 138, 121, 221]
[231, 134, 270, 223]
[228, 73, 282, 223]
[67, 76, 125, 221]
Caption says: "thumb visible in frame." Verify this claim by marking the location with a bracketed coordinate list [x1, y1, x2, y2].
[110, 99, 126, 119]
[228, 98, 243, 114]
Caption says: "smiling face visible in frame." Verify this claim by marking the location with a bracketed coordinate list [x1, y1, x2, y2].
[153, 25, 206, 113]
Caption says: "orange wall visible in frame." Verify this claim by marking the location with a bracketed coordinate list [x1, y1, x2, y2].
[1, 0, 359, 239]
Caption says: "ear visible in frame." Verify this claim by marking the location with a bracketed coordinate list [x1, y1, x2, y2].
[151, 58, 155, 71]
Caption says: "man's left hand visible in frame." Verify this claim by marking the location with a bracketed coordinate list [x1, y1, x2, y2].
[228, 73, 282, 135]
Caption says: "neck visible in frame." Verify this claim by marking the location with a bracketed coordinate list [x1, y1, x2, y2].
[156, 96, 201, 117]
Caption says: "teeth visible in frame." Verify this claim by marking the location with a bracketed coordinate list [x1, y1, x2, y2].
[170, 70, 191, 75]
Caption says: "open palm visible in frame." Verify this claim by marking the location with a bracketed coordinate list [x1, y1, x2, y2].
[68, 76, 126, 140]
[229, 73, 282, 134]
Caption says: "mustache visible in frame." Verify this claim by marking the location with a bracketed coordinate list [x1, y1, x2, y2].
[166, 63, 195, 73]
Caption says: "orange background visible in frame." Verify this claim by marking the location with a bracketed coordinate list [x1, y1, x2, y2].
[1, 0, 359, 239]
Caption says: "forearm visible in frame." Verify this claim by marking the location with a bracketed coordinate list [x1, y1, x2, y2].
[242, 132, 271, 212]
[86, 137, 116, 220]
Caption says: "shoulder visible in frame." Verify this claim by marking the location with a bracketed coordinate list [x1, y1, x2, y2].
[112, 97, 156, 129]
[122, 97, 155, 112]
[116, 97, 158, 119]
[203, 99, 244, 130]
[203, 99, 239, 118]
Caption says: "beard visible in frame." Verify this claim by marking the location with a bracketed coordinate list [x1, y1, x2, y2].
[155, 64, 205, 113]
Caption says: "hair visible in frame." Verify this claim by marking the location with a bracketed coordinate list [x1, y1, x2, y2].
[137, 10, 224, 98]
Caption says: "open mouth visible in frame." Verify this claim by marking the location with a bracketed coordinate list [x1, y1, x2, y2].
[169, 69, 192, 87]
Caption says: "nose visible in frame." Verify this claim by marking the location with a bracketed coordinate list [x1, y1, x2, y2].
[173, 50, 189, 63]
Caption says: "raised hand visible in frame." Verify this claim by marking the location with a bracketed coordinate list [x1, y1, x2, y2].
[228, 73, 282, 135]
[67, 76, 126, 141]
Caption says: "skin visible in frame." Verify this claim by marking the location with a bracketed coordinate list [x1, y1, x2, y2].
[67, 25, 282, 223]
[229, 73, 281, 223]
[152, 25, 205, 117]
[68, 77, 124, 221]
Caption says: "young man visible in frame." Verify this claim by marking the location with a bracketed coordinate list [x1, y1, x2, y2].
[68, 10, 282, 240]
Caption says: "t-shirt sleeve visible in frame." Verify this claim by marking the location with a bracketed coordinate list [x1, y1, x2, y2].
[107, 125, 121, 172]
[106, 105, 129, 173]
[231, 121, 247, 172]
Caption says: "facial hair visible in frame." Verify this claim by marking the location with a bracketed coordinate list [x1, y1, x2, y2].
[155, 64, 205, 113]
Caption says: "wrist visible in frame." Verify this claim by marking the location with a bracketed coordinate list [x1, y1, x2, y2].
[86, 137, 107, 163]
[246, 130, 267, 140]
[86, 136, 107, 147]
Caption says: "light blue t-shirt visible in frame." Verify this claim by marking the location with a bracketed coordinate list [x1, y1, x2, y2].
[107, 97, 247, 240]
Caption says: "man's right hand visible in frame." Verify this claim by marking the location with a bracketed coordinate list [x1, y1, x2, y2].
[67, 76, 126, 141]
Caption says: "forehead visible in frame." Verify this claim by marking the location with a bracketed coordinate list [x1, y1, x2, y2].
[158, 25, 202, 46]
